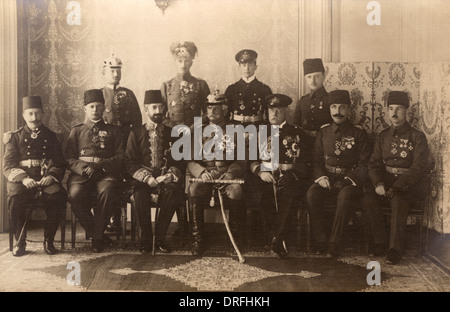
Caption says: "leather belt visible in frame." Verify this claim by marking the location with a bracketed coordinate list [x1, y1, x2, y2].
[204, 160, 227, 168]
[79, 156, 103, 163]
[385, 166, 409, 175]
[325, 164, 349, 175]
[233, 114, 263, 123]
[261, 162, 294, 171]
[19, 159, 43, 168]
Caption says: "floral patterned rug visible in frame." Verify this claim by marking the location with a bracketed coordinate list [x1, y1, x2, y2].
[0, 242, 449, 292]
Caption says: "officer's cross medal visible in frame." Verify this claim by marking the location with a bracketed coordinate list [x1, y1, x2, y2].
[80, 149, 86, 156]
[239, 100, 245, 111]
[335, 141, 342, 155]
[31, 130, 40, 139]
[391, 143, 398, 154]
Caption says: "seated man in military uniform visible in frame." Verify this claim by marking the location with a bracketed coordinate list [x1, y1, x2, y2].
[65, 89, 124, 252]
[364, 91, 430, 265]
[3, 96, 67, 256]
[187, 92, 246, 256]
[250, 94, 312, 258]
[306, 90, 372, 258]
[125, 90, 184, 253]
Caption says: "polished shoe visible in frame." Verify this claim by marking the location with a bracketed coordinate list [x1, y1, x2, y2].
[139, 242, 152, 253]
[270, 237, 288, 259]
[386, 248, 401, 265]
[155, 242, 171, 253]
[371, 244, 385, 257]
[313, 242, 328, 255]
[12, 245, 26, 257]
[43, 239, 57, 255]
[102, 235, 115, 247]
[92, 239, 104, 253]
[327, 242, 341, 258]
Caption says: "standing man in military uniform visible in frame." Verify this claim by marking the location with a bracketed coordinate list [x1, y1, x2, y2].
[225, 49, 272, 126]
[187, 92, 246, 256]
[161, 41, 210, 128]
[293, 58, 332, 138]
[250, 94, 312, 258]
[224, 49, 273, 244]
[3, 96, 67, 256]
[102, 54, 142, 232]
[364, 91, 429, 265]
[306, 90, 372, 257]
[65, 89, 124, 252]
[125, 90, 184, 253]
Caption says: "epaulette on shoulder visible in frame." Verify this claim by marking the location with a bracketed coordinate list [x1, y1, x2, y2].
[354, 124, 363, 130]
[412, 126, 424, 133]
[2, 126, 22, 144]
[320, 123, 331, 129]
[72, 123, 83, 128]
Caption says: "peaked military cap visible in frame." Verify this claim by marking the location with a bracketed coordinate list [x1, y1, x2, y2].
[23, 96, 43, 111]
[235, 49, 258, 64]
[103, 53, 122, 68]
[144, 90, 163, 105]
[303, 58, 325, 75]
[387, 91, 409, 108]
[84, 89, 105, 105]
[266, 94, 292, 108]
[329, 90, 351, 105]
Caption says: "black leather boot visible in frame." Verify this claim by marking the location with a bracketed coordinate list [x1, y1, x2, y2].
[43, 237, 57, 255]
[190, 197, 204, 256]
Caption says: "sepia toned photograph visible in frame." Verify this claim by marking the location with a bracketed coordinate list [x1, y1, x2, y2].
[0, 0, 449, 296]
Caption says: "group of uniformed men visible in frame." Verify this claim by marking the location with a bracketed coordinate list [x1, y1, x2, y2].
[3, 42, 430, 266]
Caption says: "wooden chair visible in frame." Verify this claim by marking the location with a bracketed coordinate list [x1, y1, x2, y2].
[9, 198, 67, 251]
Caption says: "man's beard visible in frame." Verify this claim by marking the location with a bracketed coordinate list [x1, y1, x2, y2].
[150, 114, 163, 123]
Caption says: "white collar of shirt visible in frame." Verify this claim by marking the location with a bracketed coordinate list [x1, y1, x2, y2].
[105, 83, 120, 90]
[242, 76, 256, 83]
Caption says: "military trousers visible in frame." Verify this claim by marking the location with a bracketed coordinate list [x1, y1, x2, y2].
[133, 182, 183, 246]
[306, 178, 363, 245]
[8, 183, 67, 245]
[68, 178, 120, 241]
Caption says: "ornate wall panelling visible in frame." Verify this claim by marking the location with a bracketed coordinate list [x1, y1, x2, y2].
[420, 62, 450, 233]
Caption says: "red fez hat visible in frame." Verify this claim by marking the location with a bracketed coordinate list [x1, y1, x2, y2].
[144, 90, 163, 105]
[387, 91, 409, 108]
[303, 58, 325, 75]
[23, 96, 43, 111]
[329, 90, 351, 105]
[84, 89, 104, 106]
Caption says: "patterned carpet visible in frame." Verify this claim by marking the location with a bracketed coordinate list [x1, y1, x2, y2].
[1, 241, 449, 292]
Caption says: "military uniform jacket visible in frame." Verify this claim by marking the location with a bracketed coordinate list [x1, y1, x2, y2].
[313, 120, 372, 186]
[368, 122, 429, 191]
[65, 119, 124, 183]
[225, 78, 272, 122]
[249, 122, 312, 178]
[102, 86, 142, 139]
[187, 120, 246, 179]
[293, 86, 332, 131]
[125, 123, 184, 184]
[161, 73, 210, 127]
[3, 125, 66, 195]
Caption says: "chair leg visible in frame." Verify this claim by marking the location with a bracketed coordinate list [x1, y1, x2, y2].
[71, 211, 77, 250]
[61, 206, 66, 250]
[121, 205, 127, 249]
[9, 207, 14, 252]
[306, 210, 311, 253]
[418, 217, 423, 256]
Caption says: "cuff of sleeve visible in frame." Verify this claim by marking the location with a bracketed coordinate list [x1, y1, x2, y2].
[8, 168, 28, 183]
[133, 168, 152, 183]
[314, 176, 329, 184]
[344, 176, 356, 187]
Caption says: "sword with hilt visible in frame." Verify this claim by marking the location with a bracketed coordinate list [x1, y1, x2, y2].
[188, 177, 245, 263]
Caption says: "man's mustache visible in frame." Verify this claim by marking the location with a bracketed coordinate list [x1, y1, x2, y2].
[333, 114, 344, 118]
